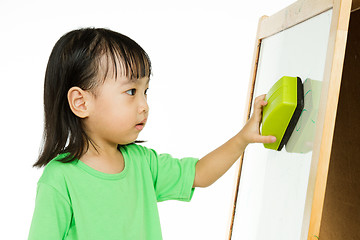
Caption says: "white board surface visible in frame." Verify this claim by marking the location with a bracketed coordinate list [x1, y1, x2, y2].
[231, 9, 332, 240]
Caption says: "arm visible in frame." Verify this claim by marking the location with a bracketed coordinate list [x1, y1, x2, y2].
[28, 183, 72, 239]
[193, 95, 276, 188]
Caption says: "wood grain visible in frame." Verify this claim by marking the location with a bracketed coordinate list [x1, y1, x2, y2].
[319, 8, 360, 239]
[257, 0, 332, 39]
[307, 0, 352, 238]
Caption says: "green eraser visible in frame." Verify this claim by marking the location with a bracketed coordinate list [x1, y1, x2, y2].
[261, 76, 304, 151]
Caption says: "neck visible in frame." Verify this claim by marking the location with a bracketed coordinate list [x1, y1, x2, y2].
[79, 139, 125, 174]
[81, 136, 121, 159]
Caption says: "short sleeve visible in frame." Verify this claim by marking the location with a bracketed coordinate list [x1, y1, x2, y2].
[28, 182, 72, 240]
[151, 152, 198, 202]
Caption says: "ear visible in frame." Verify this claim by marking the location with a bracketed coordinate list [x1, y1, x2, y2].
[67, 87, 91, 118]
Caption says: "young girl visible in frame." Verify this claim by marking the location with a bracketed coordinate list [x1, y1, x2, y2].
[28, 27, 275, 240]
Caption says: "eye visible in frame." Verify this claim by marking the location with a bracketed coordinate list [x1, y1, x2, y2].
[126, 89, 136, 96]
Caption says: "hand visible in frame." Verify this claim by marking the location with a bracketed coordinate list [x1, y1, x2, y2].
[239, 94, 276, 145]
[193, 95, 276, 188]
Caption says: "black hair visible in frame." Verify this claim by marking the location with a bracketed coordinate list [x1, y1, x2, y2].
[33, 27, 151, 168]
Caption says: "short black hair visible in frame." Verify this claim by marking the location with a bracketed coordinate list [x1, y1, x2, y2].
[34, 28, 151, 167]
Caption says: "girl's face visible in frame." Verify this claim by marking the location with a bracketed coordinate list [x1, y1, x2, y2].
[84, 74, 150, 146]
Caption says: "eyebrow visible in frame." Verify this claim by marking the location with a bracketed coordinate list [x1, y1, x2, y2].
[121, 77, 150, 86]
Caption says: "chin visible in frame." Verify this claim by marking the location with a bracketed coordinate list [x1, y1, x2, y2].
[118, 140, 135, 146]
[118, 137, 140, 146]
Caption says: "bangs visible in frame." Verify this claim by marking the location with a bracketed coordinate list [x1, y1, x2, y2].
[98, 32, 151, 82]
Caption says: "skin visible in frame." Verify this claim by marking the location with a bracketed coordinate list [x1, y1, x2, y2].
[68, 67, 276, 186]
[192, 95, 276, 187]
[68, 74, 150, 174]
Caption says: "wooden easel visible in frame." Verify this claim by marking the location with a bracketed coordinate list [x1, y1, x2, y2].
[228, 0, 360, 239]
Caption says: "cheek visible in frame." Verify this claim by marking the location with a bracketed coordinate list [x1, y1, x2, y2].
[96, 100, 135, 126]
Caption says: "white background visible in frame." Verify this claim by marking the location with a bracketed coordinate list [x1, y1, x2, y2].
[0, 0, 294, 239]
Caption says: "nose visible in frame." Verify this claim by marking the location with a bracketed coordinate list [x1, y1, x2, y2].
[138, 96, 149, 114]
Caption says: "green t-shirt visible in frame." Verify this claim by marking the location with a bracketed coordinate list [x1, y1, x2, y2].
[28, 144, 198, 240]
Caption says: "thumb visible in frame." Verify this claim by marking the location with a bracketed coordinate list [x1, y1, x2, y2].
[253, 135, 276, 144]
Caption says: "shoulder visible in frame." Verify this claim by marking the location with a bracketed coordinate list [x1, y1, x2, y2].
[38, 153, 77, 187]
[121, 144, 161, 173]
[35, 154, 75, 206]
[121, 144, 158, 159]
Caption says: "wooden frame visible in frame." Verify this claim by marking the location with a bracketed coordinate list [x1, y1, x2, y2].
[228, 0, 354, 239]
[318, 7, 360, 239]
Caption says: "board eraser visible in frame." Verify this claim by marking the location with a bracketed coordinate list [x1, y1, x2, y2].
[261, 76, 304, 151]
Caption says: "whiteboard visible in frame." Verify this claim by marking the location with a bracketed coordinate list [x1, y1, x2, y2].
[231, 9, 332, 240]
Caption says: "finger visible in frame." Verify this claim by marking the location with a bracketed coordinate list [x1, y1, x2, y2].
[254, 95, 268, 109]
[252, 97, 267, 122]
[254, 94, 266, 102]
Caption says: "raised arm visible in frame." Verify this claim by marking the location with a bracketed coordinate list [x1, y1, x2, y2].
[193, 95, 276, 188]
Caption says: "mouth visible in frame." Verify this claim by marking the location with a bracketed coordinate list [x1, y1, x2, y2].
[135, 118, 147, 130]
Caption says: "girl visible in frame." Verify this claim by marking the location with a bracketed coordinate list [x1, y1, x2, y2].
[28, 27, 275, 240]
